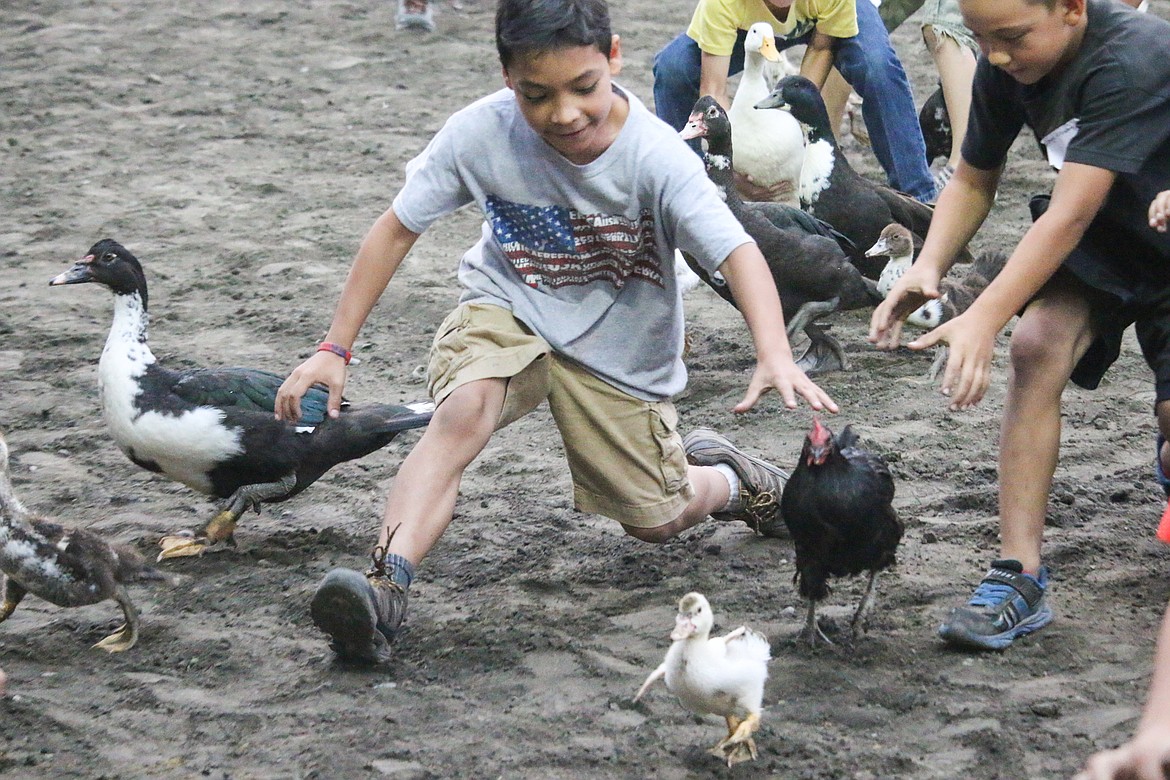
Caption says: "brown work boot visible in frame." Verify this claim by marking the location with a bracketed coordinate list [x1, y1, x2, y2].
[310, 568, 407, 664]
[684, 429, 788, 536]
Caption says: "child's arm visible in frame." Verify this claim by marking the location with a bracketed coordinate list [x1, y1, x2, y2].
[1150, 190, 1170, 233]
[717, 242, 839, 414]
[275, 207, 420, 421]
[886, 162, 1115, 411]
[869, 158, 999, 351]
[1075, 599, 1170, 779]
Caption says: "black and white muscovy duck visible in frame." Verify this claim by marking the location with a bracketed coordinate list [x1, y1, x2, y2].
[50, 240, 434, 561]
[0, 430, 166, 652]
[754, 75, 973, 279]
[864, 223, 1008, 376]
[634, 592, 771, 767]
[681, 96, 882, 374]
[919, 84, 952, 168]
[778, 418, 903, 646]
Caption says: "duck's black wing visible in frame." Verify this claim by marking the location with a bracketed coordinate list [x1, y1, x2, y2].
[171, 367, 333, 425]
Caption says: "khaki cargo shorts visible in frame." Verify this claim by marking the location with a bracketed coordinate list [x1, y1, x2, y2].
[428, 303, 694, 528]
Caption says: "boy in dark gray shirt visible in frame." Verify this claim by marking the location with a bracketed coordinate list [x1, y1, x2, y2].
[870, 0, 1170, 651]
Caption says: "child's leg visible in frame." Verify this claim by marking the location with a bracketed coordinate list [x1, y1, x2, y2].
[311, 303, 550, 663]
[921, 25, 976, 170]
[939, 278, 1096, 651]
[547, 358, 786, 544]
[375, 377, 505, 563]
[998, 281, 1097, 573]
[621, 465, 731, 543]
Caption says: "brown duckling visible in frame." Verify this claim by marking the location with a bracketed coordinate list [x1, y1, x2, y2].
[0, 431, 165, 652]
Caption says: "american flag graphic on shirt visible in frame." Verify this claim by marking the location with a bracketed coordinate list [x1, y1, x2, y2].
[485, 194, 662, 290]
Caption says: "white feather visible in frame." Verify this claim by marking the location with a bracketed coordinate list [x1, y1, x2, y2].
[100, 294, 243, 493]
[729, 23, 803, 205]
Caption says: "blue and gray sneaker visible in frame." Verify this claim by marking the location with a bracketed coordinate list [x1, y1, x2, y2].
[938, 559, 1052, 651]
[1156, 434, 1170, 496]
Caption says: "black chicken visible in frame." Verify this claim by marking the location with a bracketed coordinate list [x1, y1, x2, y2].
[779, 418, 902, 646]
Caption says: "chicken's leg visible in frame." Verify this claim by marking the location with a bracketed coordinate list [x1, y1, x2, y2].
[850, 570, 880, 640]
[800, 599, 834, 647]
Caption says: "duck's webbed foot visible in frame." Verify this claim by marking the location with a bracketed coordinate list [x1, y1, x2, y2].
[157, 475, 296, 561]
[712, 713, 761, 766]
[0, 578, 27, 623]
[795, 325, 847, 375]
[93, 586, 139, 653]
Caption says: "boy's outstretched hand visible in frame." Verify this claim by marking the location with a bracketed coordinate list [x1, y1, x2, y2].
[867, 263, 943, 351]
[733, 354, 838, 414]
[1150, 190, 1170, 233]
[903, 311, 998, 411]
[868, 258, 997, 411]
[275, 352, 348, 422]
[1074, 730, 1170, 780]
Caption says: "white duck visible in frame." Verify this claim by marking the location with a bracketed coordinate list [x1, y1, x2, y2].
[728, 22, 804, 206]
[634, 592, 771, 766]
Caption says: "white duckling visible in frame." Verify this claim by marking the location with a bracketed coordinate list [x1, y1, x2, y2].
[728, 22, 804, 206]
[634, 592, 771, 767]
[0, 430, 165, 652]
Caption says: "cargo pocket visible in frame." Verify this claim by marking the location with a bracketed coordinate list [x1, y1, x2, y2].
[427, 306, 473, 398]
[649, 401, 688, 496]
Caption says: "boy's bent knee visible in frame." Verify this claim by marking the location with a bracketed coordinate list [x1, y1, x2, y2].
[431, 379, 506, 439]
[621, 522, 676, 544]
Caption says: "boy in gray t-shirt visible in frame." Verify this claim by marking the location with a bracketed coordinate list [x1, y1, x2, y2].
[276, 0, 836, 666]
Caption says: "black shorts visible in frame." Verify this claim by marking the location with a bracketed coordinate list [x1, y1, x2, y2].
[1029, 194, 1170, 403]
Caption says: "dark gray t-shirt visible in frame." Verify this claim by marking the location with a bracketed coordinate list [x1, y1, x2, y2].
[393, 85, 752, 401]
[964, 0, 1170, 267]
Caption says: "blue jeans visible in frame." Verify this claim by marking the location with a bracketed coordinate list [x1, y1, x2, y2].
[652, 0, 935, 202]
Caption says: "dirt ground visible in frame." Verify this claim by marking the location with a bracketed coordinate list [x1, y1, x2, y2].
[2, 1, 1169, 777]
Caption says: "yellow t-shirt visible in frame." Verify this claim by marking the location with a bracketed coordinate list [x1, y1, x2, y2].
[686, 0, 859, 56]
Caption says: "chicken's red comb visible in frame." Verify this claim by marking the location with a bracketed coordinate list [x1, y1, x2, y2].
[1158, 501, 1170, 544]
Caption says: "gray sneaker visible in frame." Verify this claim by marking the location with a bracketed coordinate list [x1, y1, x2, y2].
[683, 429, 788, 536]
[311, 568, 407, 663]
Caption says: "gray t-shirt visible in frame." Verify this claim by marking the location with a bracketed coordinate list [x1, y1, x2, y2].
[392, 84, 752, 401]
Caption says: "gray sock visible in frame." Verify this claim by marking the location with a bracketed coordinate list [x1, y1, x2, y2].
[712, 463, 742, 513]
[385, 554, 415, 590]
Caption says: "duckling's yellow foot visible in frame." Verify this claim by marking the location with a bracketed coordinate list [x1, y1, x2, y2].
[709, 737, 757, 767]
[713, 713, 760, 766]
[93, 623, 137, 653]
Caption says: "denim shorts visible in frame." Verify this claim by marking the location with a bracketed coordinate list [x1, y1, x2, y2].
[919, 0, 977, 52]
